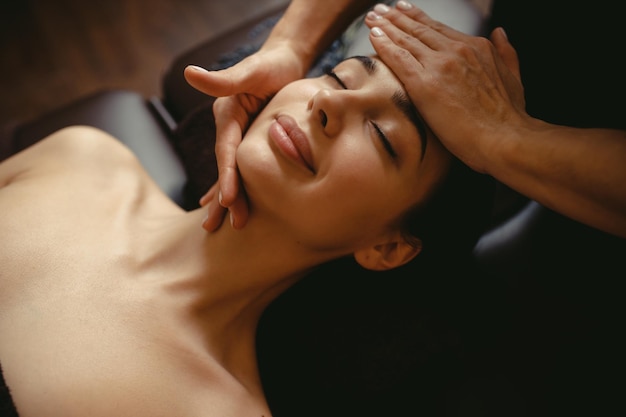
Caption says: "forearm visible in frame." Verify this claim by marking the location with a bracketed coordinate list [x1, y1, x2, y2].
[490, 119, 626, 237]
[265, 0, 376, 71]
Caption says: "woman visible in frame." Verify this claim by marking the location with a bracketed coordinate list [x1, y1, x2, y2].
[191, 0, 626, 239]
[0, 55, 492, 417]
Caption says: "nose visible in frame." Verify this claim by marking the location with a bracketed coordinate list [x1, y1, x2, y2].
[308, 88, 346, 138]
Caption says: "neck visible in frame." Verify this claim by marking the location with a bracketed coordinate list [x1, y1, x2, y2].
[152, 207, 317, 308]
[133, 206, 324, 382]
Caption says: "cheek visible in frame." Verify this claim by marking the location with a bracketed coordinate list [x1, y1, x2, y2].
[236, 132, 279, 198]
[302, 159, 397, 238]
[314, 140, 420, 233]
[237, 131, 271, 174]
[295, 185, 398, 251]
[264, 80, 318, 110]
[322, 140, 389, 197]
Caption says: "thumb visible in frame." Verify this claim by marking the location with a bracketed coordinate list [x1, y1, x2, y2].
[490, 27, 521, 82]
[184, 64, 254, 98]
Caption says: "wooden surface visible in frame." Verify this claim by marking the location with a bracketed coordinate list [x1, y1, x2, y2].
[0, 0, 493, 130]
[0, 0, 289, 128]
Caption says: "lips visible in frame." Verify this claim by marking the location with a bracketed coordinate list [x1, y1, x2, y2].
[269, 114, 315, 172]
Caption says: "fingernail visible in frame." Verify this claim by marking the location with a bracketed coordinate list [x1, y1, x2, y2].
[202, 208, 211, 229]
[374, 3, 390, 14]
[367, 11, 383, 20]
[396, 1, 413, 10]
[498, 26, 508, 40]
[187, 65, 208, 73]
[371, 27, 385, 37]
[207, 200, 214, 217]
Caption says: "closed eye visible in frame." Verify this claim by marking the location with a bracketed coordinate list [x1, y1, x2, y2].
[326, 69, 348, 89]
[326, 67, 397, 160]
[371, 122, 397, 159]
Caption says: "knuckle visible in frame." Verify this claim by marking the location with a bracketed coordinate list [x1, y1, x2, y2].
[396, 32, 417, 49]
[390, 46, 415, 65]
[473, 36, 493, 52]
[429, 20, 445, 32]
[409, 24, 427, 39]
[408, 7, 427, 21]
[450, 41, 479, 62]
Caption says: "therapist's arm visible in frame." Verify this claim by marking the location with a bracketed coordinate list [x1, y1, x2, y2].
[367, 3, 626, 238]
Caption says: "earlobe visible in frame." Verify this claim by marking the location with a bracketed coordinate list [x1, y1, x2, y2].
[354, 236, 422, 271]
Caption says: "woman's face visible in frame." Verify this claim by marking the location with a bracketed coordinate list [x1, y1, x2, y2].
[237, 56, 451, 253]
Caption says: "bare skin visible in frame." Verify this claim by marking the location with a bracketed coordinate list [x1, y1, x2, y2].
[0, 128, 275, 417]
[185, 0, 379, 230]
[188, 0, 626, 238]
[365, 3, 626, 237]
[1, 55, 445, 416]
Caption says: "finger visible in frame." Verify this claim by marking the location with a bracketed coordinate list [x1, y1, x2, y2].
[369, 20, 432, 62]
[228, 189, 249, 230]
[184, 65, 237, 97]
[213, 97, 247, 207]
[199, 183, 218, 207]
[184, 59, 262, 98]
[202, 192, 229, 232]
[366, 10, 454, 53]
[490, 27, 521, 82]
[392, 1, 468, 42]
[217, 165, 240, 208]
[369, 26, 425, 78]
[366, 2, 467, 47]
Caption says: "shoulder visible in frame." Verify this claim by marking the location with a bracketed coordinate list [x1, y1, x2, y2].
[1, 125, 141, 186]
[38, 125, 139, 167]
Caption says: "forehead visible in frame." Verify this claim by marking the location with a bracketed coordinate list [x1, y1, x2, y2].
[336, 55, 428, 159]
[347, 56, 452, 186]
[334, 55, 394, 85]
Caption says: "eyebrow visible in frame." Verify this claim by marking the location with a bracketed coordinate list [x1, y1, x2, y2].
[351, 55, 428, 159]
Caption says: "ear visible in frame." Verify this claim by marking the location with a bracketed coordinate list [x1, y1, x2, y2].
[353, 234, 422, 271]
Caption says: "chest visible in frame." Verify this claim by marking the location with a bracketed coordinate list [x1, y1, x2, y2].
[0, 171, 272, 416]
[0, 274, 269, 417]
[0, 302, 265, 417]
[0, 168, 138, 297]
[0, 224, 268, 417]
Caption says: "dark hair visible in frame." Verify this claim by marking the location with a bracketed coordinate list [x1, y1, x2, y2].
[403, 156, 495, 260]
[258, 55, 495, 410]
[305, 153, 495, 293]
[259, 161, 495, 410]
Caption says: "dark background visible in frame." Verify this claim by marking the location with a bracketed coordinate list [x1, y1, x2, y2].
[0, 0, 289, 130]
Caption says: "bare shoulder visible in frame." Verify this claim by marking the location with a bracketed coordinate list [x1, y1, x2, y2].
[0, 125, 140, 186]
[12, 357, 273, 417]
[23, 125, 138, 168]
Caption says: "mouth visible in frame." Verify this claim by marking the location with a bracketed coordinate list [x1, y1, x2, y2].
[269, 114, 315, 173]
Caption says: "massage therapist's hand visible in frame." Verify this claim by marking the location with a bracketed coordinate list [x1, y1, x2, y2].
[365, 2, 525, 174]
[184, 44, 306, 231]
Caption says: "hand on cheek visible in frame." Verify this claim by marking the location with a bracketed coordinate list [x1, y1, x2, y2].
[200, 182, 248, 232]
[200, 183, 226, 232]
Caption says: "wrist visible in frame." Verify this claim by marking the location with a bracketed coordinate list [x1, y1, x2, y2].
[489, 115, 550, 178]
[258, 35, 312, 78]
[264, 0, 374, 73]
[264, 20, 331, 73]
